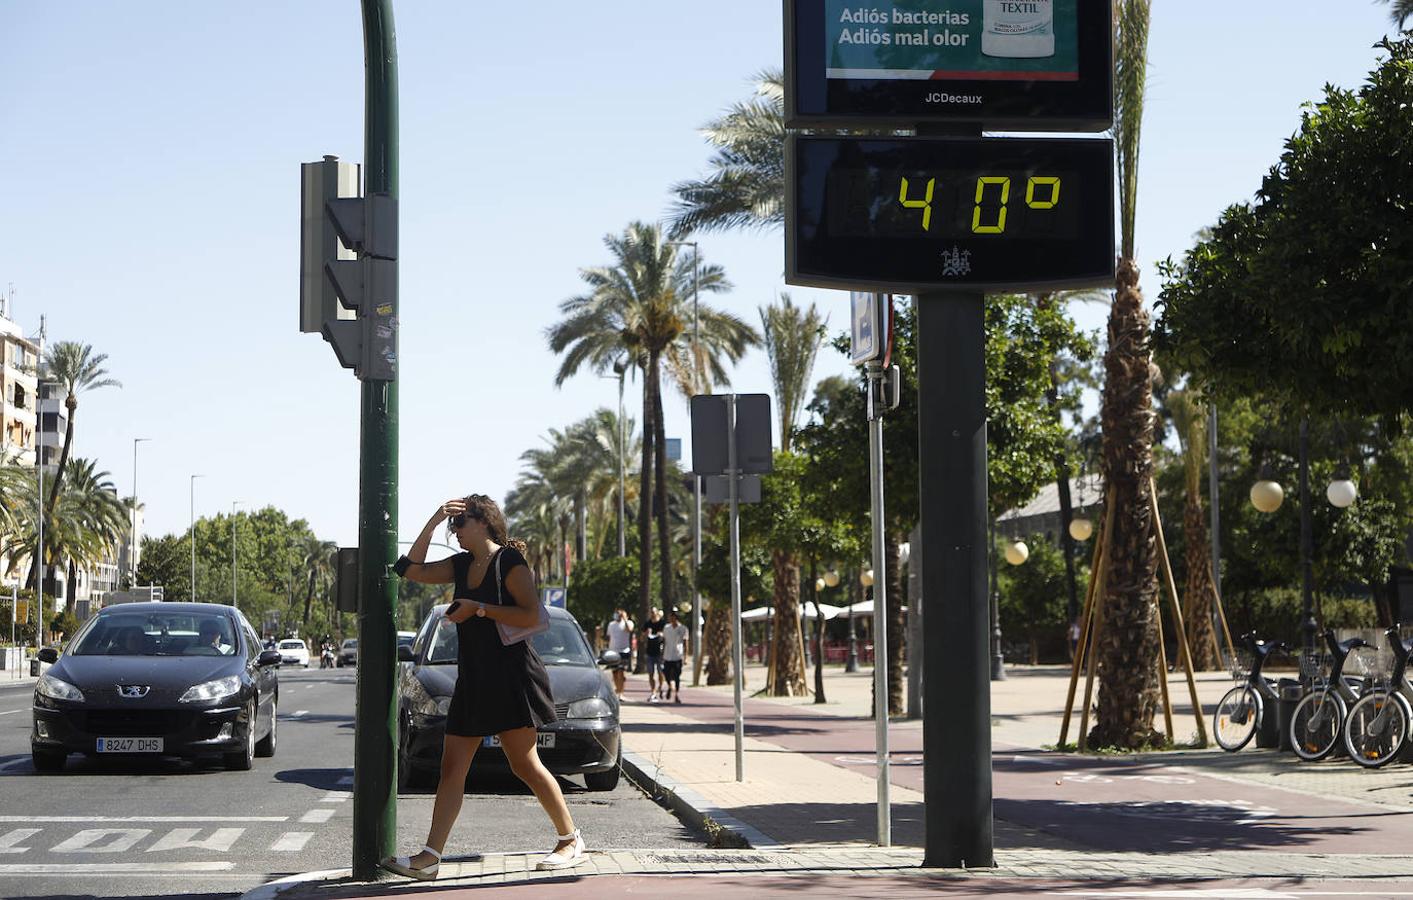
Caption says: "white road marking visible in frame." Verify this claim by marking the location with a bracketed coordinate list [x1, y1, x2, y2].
[0, 828, 40, 853]
[286, 710, 309, 719]
[0, 862, 235, 874]
[146, 827, 244, 853]
[305, 684, 317, 689]
[1052, 891, 1296, 898]
[320, 791, 351, 803]
[270, 831, 314, 852]
[0, 709, 24, 716]
[1011, 754, 1063, 765]
[0, 816, 287, 823]
[337, 775, 353, 786]
[51, 828, 152, 853]
[300, 808, 336, 824]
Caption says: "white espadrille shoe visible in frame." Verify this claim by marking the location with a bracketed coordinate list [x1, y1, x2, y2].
[380, 845, 440, 880]
[536, 829, 585, 870]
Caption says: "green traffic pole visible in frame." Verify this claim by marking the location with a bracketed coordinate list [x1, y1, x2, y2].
[352, 0, 399, 881]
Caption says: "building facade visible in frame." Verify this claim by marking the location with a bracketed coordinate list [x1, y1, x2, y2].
[0, 306, 39, 467]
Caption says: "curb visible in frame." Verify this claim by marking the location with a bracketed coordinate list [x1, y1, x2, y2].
[619, 748, 782, 851]
[238, 867, 350, 900]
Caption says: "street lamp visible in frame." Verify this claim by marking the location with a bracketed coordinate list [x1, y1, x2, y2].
[190, 475, 204, 602]
[665, 239, 704, 687]
[1249, 418, 1356, 650]
[847, 568, 871, 673]
[1003, 541, 1030, 566]
[1068, 517, 1093, 542]
[599, 357, 629, 558]
[231, 500, 242, 609]
[130, 438, 150, 589]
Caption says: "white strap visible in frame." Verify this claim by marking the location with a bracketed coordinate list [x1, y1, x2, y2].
[422, 845, 441, 860]
[556, 829, 578, 841]
[494, 549, 504, 604]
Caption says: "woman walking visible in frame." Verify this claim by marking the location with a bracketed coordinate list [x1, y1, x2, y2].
[382, 494, 584, 879]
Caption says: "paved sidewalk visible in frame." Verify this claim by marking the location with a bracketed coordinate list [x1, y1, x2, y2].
[244, 662, 1413, 898]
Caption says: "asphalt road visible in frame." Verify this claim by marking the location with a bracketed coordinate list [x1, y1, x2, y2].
[0, 665, 704, 899]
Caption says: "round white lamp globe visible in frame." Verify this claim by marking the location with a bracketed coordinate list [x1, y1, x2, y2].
[1004, 541, 1030, 566]
[823, 570, 840, 588]
[1250, 480, 1285, 513]
[860, 569, 874, 587]
[1068, 517, 1094, 542]
[815, 577, 827, 592]
[1326, 479, 1358, 509]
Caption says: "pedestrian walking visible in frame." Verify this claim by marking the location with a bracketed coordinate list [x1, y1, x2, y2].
[661, 608, 688, 704]
[644, 607, 665, 701]
[606, 607, 633, 698]
[1067, 619, 1082, 662]
[382, 494, 585, 879]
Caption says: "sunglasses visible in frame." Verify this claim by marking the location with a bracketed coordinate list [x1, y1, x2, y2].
[450, 512, 481, 529]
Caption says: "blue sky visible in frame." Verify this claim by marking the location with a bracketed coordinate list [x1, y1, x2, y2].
[0, 1, 1400, 548]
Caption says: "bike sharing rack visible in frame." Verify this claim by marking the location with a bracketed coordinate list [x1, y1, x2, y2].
[784, 0, 1116, 868]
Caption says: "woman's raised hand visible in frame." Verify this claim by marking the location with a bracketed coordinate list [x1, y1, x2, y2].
[438, 498, 466, 521]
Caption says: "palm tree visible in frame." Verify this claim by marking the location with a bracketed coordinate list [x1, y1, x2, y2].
[759, 295, 827, 696]
[546, 222, 757, 626]
[573, 408, 640, 559]
[1165, 389, 1221, 670]
[24, 342, 119, 591]
[667, 71, 785, 238]
[1384, 0, 1413, 27]
[53, 459, 128, 611]
[300, 536, 338, 626]
[1092, 0, 1163, 749]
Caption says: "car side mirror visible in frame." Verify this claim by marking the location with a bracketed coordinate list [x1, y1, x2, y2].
[37, 647, 59, 664]
[257, 649, 283, 667]
[598, 650, 621, 668]
[397, 645, 416, 663]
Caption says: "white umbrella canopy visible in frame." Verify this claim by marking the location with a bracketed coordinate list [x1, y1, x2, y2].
[740, 600, 844, 621]
[831, 599, 874, 618]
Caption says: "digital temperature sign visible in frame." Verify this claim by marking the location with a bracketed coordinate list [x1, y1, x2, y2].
[786, 135, 1113, 292]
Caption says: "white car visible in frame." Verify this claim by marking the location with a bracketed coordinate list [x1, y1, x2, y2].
[277, 638, 310, 668]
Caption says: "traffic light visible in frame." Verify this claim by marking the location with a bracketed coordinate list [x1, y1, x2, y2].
[300, 156, 399, 381]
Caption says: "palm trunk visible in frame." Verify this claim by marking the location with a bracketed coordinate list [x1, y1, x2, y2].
[1091, 257, 1164, 749]
[705, 598, 731, 685]
[766, 549, 808, 696]
[1183, 485, 1220, 670]
[637, 365, 655, 652]
[811, 559, 827, 704]
[302, 570, 317, 626]
[45, 395, 76, 513]
[886, 530, 905, 716]
[650, 351, 675, 613]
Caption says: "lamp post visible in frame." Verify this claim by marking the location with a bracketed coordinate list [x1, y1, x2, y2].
[600, 359, 629, 558]
[851, 569, 870, 673]
[190, 475, 204, 602]
[665, 239, 703, 686]
[1249, 417, 1357, 652]
[231, 501, 242, 610]
[130, 438, 150, 589]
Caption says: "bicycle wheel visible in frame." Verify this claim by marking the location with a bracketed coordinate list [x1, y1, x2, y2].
[1214, 684, 1262, 752]
[1289, 690, 1346, 761]
[1343, 691, 1410, 768]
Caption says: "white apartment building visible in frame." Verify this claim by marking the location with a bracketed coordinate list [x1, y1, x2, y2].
[0, 301, 39, 467]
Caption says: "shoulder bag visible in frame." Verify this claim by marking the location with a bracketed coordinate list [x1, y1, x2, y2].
[493, 549, 550, 646]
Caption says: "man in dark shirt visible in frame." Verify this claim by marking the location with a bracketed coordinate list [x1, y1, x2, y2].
[644, 607, 666, 702]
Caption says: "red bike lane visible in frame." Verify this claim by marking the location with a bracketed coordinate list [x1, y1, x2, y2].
[629, 679, 1413, 855]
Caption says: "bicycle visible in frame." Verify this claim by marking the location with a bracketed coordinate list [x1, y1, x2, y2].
[1288, 628, 1372, 761]
[1214, 632, 1290, 752]
[1342, 625, 1413, 768]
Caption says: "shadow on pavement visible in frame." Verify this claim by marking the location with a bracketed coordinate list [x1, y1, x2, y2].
[18, 893, 240, 900]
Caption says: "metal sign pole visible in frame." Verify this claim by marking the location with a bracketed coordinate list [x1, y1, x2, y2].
[728, 393, 745, 782]
[866, 357, 891, 847]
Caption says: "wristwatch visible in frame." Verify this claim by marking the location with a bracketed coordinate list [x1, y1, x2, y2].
[476, 605, 486, 618]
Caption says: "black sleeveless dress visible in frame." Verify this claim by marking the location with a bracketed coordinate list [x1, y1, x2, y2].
[444, 546, 557, 738]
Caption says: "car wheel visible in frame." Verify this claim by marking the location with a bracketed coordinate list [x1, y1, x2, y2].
[255, 698, 278, 758]
[397, 718, 431, 792]
[224, 702, 257, 771]
[584, 748, 621, 792]
[31, 749, 66, 773]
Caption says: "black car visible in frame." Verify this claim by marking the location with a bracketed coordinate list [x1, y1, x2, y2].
[397, 604, 621, 792]
[31, 602, 281, 773]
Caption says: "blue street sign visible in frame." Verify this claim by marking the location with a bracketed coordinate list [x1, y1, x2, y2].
[542, 587, 567, 609]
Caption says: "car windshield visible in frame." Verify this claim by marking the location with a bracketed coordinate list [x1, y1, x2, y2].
[279, 641, 305, 650]
[70, 611, 238, 657]
[425, 616, 593, 667]
[343, 640, 358, 648]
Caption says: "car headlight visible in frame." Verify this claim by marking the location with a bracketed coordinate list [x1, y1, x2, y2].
[179, 675, 242, 704]
[37, 674, 84, 703]
[567, 697, 612, 719]
[412, 693, 452, 718]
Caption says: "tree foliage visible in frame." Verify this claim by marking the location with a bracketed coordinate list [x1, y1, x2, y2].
[1157, 38, 1413, 418]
